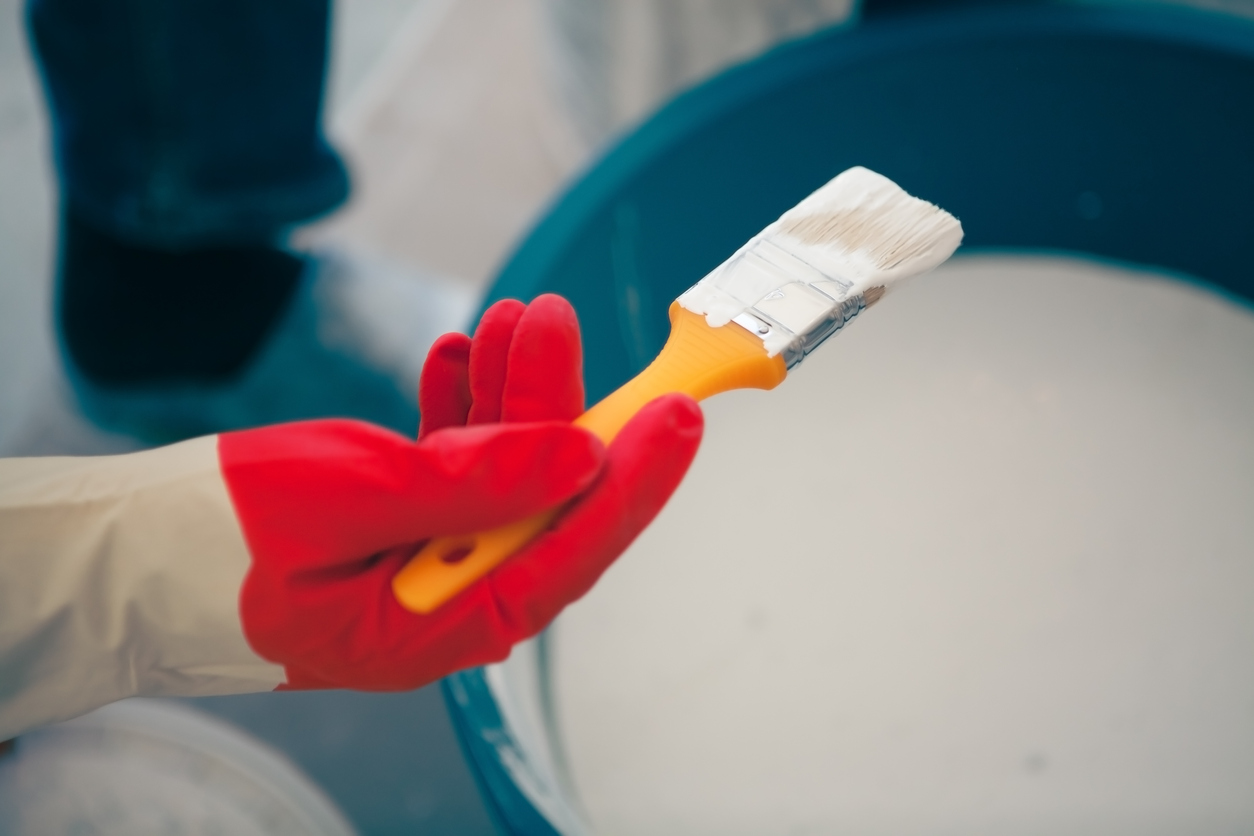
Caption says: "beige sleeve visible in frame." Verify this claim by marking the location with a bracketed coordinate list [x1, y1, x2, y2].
[0, 436, 286, 739]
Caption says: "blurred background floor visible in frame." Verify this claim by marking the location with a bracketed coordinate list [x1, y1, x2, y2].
[0, 0, 586, 832]
[0, 0, 589, 458]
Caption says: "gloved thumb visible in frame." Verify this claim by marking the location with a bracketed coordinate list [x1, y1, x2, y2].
[484, 393, 704, 639]
[220, 417, 606, 570]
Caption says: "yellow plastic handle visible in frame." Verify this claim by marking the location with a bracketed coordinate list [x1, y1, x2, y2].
[391, 304, 788, 613]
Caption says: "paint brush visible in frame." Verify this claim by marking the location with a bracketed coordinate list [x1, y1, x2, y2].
[392, 166, 964, 613]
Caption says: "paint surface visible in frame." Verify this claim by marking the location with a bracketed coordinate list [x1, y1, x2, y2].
[551, 254, 1254, 835]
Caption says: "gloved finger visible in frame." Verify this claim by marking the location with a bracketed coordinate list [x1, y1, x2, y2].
[417, 332, 472, 440]
[267, 540, 511, 690]
[221, 417, 606, 569]
[501, 293, 585, 423]
[356, 395, 703, 688]
[265, 396, 697, 692]
[467, 298, 526, 424]
[283, 397, 701, 692]
[486, 393, 704, 639]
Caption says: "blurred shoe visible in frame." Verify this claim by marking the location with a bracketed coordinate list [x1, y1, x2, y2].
[63, 249, 478, 444]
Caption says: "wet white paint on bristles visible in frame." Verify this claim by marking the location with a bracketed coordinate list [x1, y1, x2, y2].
[779, 174, 959, 270]
[551, 255, 1254, 836]
[678, 167, 963, 353]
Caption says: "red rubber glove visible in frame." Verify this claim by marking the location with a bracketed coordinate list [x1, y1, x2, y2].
[222, 293, 703, 691]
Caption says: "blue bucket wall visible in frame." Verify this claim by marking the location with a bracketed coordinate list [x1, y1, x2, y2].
[489, 3, 1254, 402]
[447, 3, 1254, 834]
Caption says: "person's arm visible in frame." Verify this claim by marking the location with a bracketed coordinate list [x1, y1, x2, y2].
[0, 438, 286, 738]
[1, 294, 702, 739]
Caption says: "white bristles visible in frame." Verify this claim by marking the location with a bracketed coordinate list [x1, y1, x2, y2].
[677, 166, 963, 361]
[778, 167, 963, 276]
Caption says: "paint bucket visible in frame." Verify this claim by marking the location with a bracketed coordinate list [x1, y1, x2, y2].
[0, 700, 356, 835]
[443, 3, 1254, 834]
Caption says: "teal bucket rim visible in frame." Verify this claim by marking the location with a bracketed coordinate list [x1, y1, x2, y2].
[444, 4, 1254, 834]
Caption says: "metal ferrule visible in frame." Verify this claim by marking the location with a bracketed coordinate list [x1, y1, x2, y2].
[731, 290, 866, 369]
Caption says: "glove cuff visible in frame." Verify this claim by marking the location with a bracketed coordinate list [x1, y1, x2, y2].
[0, 436, 285, 738]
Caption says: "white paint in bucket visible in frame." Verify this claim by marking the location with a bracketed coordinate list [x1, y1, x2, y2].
[549, 254, 1254, 835]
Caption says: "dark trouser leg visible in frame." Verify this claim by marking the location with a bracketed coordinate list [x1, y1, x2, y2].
[27, 0, 350, 383]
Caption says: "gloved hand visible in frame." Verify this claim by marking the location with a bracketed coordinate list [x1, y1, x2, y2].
[224, 294, 704, 691]
[0, 293, 702, 737]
